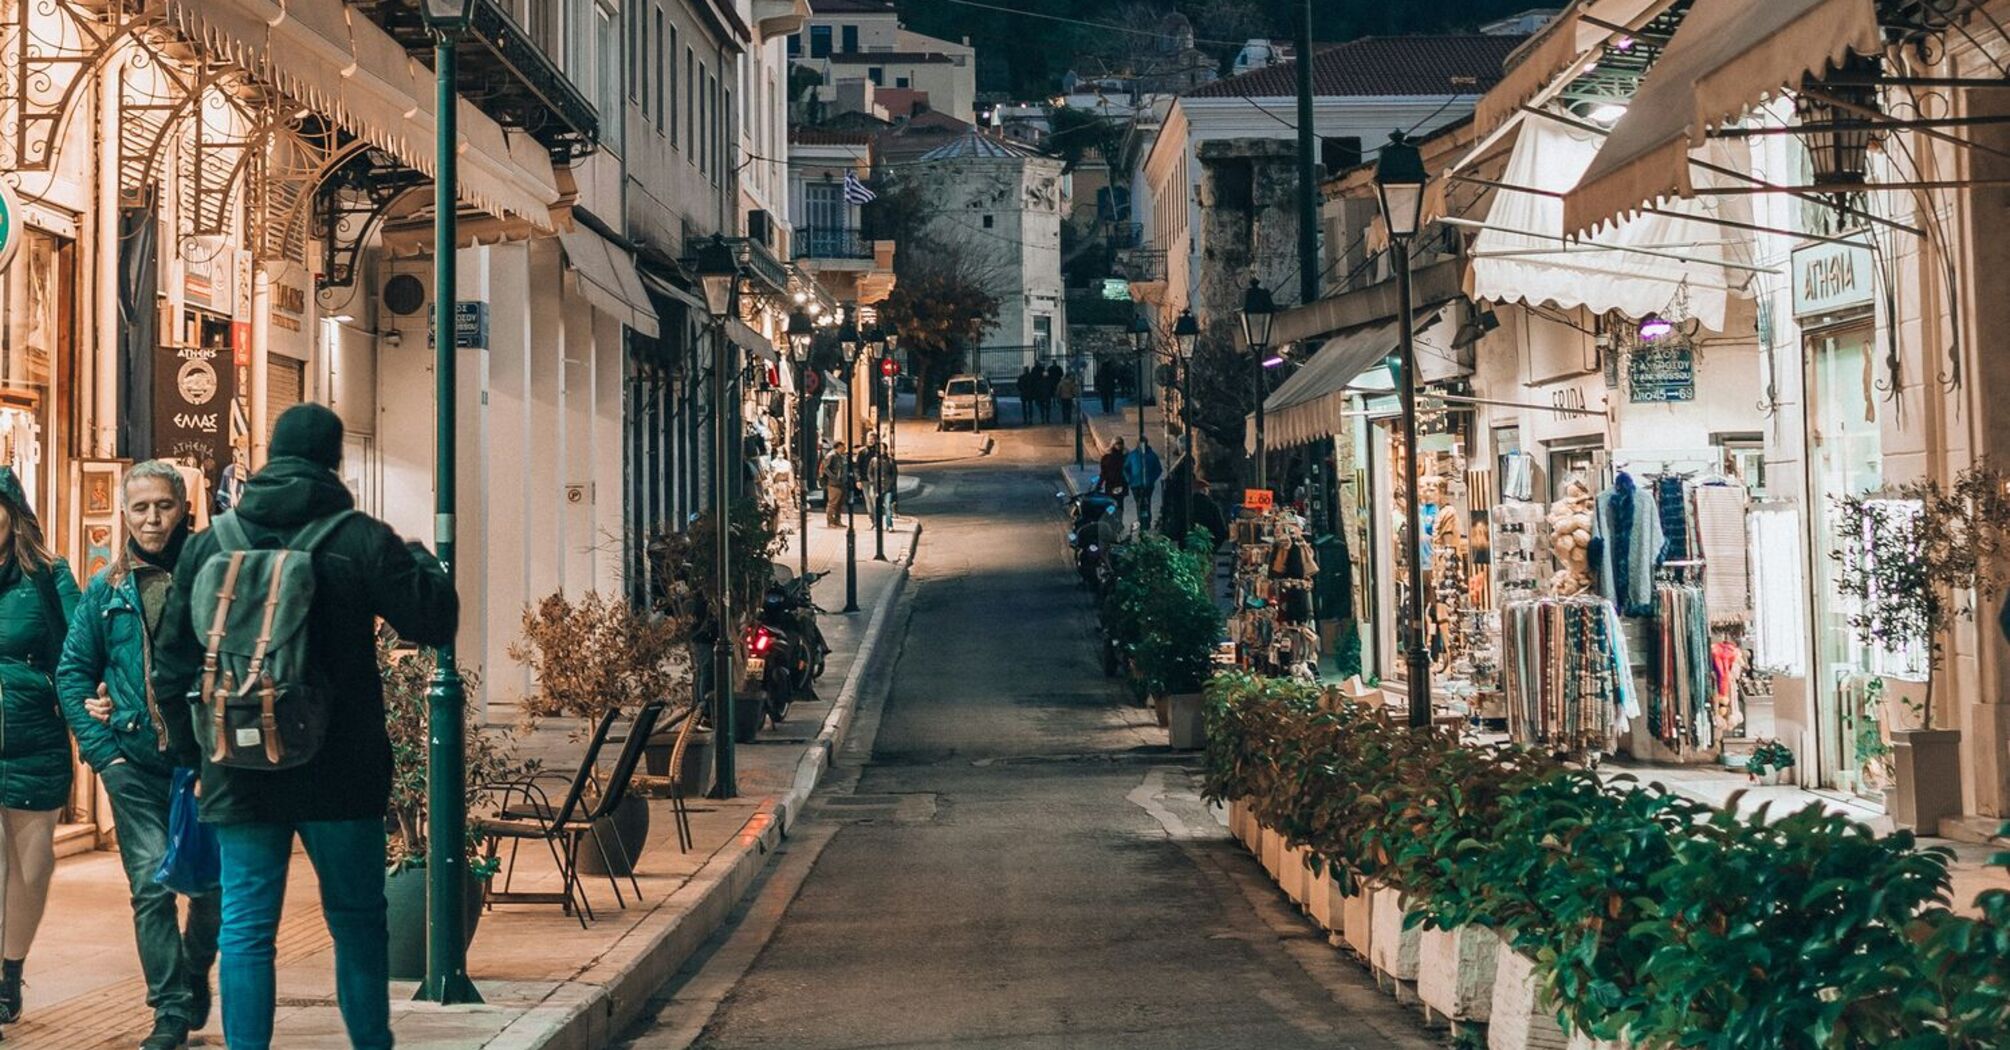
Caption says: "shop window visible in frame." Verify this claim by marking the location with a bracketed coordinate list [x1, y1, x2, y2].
[0, 228, 75, 546]
[896, 75, 910, 88]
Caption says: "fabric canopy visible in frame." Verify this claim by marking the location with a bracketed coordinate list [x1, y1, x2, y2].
[163, 0, 560, 229]
[1246, 312, 1438, 453]
[1469, 115, 1738, 331]
[1472, 0, 1676, 137]
[727, 320, 778, 363]
[1562, 0, 1880, 236]
[558, 231, 660, 337]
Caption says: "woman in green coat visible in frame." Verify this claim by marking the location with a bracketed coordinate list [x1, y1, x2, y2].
[0, 467, 80, 1024]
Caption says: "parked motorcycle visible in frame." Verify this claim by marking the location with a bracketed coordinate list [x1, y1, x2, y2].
[737, 568, 831, 742]
[1059, 489, 1122, 591]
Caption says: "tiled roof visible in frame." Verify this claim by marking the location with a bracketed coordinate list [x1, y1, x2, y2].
[791, 127, 876, 145]
[918, 129, 1048, 161]
[1185, 34, 1525, 99]
[808, 0, 894, 13]
[828, 51, 955, 64]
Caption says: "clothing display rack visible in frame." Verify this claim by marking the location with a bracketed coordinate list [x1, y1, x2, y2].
[1501, 595, 1638, 756]
[1646, 584, 1713, 752]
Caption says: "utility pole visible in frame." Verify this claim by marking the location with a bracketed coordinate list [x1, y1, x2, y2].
[1294, 0, 1320, 307]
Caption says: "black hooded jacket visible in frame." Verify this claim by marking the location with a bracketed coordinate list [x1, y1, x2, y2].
[153, 455, 458, 825]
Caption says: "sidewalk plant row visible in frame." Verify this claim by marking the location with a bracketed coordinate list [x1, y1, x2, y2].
[1202, 672, 2010, 1049]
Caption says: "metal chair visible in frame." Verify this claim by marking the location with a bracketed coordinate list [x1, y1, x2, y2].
[477, 708, 621, 928]
[662, 706, 702, 852]
[570, 700, 665, 909]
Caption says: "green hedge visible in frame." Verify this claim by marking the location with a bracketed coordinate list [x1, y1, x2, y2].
[1101, 532, 1222, 697]
[1202, 672, 2010, 1049]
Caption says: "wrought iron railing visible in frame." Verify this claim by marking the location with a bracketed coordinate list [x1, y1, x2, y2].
[793, 227, 875, 260]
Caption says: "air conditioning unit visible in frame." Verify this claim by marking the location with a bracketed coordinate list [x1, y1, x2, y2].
[747, 210, 774, 248]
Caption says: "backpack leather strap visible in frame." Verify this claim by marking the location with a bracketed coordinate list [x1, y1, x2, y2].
[203, 551, 247, 763]
[239, 551, 291, 696]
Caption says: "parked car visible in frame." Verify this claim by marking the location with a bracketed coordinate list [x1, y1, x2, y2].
[938, 374, 997, 429]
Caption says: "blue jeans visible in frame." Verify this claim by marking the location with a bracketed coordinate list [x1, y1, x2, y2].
[215, 819, 391, 1050]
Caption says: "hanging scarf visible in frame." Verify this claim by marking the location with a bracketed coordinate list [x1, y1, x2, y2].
[1609, 473, 1637, 611]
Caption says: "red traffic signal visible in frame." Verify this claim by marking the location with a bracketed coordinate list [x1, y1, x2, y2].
[879, 356, 900, 377]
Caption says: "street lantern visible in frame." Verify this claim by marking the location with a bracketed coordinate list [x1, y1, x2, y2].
[1172, 308, 1199, 360]
[1375, 130, 1428, 242]
[419, 0, 478, 29]
[695, 235, 741, 320]
[1377, 126, 1435, 731]
[1239, 278, 1276, 353]
[787, 309, 815, 577]
[786, 309, 814, 362]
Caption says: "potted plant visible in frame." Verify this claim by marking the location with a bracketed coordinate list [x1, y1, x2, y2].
[1831, 465, 2009, 829]
[511, 590, 686, 874]
[1744, 739, 1796, 785]
[1106, 533, 1223, 748]
[380, 637, 528, 981]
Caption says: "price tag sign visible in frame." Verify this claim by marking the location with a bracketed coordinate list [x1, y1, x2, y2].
[1242, 488, 1274, 511]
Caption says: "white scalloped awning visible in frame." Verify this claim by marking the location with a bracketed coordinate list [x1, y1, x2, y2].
[1562, 0, 1880, 237]
[163, 0, 559, 230]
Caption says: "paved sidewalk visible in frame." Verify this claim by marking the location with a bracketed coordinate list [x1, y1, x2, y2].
[11, 516, 919, 1050]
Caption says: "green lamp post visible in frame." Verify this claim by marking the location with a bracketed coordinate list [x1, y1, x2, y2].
[1375, 129, 1432, 731]
[416, 0, 480, 1007]
[695, 234, 743, 798]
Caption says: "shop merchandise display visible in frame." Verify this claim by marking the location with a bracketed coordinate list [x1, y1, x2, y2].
[1230, 510, 1322, 678]
[1693, 484, 1752, 624]
[1647, 584, 1713, 751]
[1543, 479, 1596, 596]
[1493, 499, 1546, 600]
[1746, 506, 1806, 675]
[1594, 471, 1666, 615]
[1500, 595, 1637, 755]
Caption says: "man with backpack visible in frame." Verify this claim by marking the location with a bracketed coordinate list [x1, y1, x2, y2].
[153, 403, 458, 1050]
[58, 460, 218, 1050]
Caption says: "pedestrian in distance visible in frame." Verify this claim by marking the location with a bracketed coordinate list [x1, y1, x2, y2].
[1017, 366, 1037, 425]
[1125, 438, 1164, 531]
[870, 451, 899, 529]
[152, 403, 459, 1050]
[1099, 438, 1131, 520]
[1056, 372, 1079, 423]
[0, 467, 80, 1030]
[821, 442, 851, 527]
[1095, 360, 1116, 414]
[853, 431, 882, 508]
[1030, 364, 1053, 424]
[1045, 364, 1064, 424]
[57, 460, 220, 1050]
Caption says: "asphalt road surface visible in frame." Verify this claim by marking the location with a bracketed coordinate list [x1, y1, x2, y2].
[620, 418, 1441, 1050]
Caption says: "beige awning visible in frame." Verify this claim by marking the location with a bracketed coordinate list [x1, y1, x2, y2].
[1562, 0, 1880, 236]
[558, 231, 660, 337]
[1246, 312, 1441, 454]
[1472, 0, 1676, 138]
[163, 0, 560, 229]
[727, 320, 778, 363]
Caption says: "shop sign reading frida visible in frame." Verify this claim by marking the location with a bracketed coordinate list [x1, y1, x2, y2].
[1792, 234, 1874, 320]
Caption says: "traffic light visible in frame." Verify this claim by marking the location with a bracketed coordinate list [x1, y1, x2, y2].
[880, 356, 900, 378]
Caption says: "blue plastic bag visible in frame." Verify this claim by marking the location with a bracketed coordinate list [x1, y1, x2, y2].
[154, 767, 221, 896]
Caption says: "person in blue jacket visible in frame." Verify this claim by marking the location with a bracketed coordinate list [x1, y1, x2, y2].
[0, 466, 80, 1027]
[58, 460, 218, 1050]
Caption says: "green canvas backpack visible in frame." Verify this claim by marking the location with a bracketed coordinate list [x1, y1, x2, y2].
[189, 509, 355, 770]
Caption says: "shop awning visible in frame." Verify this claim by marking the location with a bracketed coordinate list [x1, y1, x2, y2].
[1472, 0, 1675, 137]
[558, 231, 659, 337]
[1469, 115, 1738, 331]
[1246, 311, 1440, 453]
[1561, 0, 1880, 236]
[163, 0, 560, 228]
[727, 320, 778, 363]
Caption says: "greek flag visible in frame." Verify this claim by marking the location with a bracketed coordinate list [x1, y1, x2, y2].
[843, 172, 877, 205]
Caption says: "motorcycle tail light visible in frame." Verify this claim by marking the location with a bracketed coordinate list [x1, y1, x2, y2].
[751, 628, 774, 654]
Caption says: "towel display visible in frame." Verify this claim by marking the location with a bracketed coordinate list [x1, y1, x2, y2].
[1693, 484, 1750, 624]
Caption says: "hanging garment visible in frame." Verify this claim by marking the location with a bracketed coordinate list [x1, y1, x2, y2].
[1657, 475, 1689, 562]
[1746, 508, 1806, 675]
[1311, 533, 1353, 622]
[1596, 473, 1665, 616]
[1693, 484, 1750, 624]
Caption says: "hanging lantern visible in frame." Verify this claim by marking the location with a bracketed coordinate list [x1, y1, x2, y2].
[1795, 52, 1883, 194]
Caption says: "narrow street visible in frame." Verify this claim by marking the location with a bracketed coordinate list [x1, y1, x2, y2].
[619, 418, 1438, 1050]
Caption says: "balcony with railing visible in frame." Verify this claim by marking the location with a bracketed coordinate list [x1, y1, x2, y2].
[795, 226, 876, 261]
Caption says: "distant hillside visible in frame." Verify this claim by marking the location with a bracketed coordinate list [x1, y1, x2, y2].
[896, 0, 1546, 98]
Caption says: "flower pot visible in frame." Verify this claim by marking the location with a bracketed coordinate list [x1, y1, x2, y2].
[678, 728, 716, 800]
[575, 792, 651, 876]
[1167, 692, 1206, 750]
[384, 864, 484, 981]
[1891, 728, 1963, 832]
[1153, 694, 1171, 727]
[1488, 935, 1569, 1050]
[1369, 885, 1421, 982]
[1341, 880, 1373, 959]
[1418, 923, 1498, 1023]
[642, 730, 677, 776]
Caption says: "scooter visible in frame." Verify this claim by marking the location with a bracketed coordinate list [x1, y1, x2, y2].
[1059, 489, 1121, 590]
[736, 570, 831, 743]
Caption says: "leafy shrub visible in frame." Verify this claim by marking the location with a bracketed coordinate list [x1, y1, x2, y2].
[1103, 532, 1222, 696]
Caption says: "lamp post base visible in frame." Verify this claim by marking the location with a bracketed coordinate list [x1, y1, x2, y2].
[1405, 646, 1432, 729]
[844, 528, 860, 612]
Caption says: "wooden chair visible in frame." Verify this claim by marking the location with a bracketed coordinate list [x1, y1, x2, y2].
[662, 705, 702, 852]
[477, 708, 621, 928]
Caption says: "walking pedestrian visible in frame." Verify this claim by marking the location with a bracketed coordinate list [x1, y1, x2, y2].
[1056, 372, 1079, 423]
[1017, 366, 1037, 425]
[57, 460, 218, 1050]
[1124, 438, 1164, 530]
[1095, 360, 1116, 414]
[820, 442, 851, 526]
[152, 403, 458, 1050]
[1098, 438, 1130, 519]
[1045, 364, 1064, 424]
[1030, 365, 1052, 423]
[870, 451, 899, 529]
[853, 432, 882, 508]
[0, 467, 80, 1030]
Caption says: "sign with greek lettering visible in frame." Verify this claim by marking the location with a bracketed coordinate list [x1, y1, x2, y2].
[1628, 343, 1695, 403]
[1791, 235, 1874, 319]
[154, 342, 238, 501]
[426, 301, 490, 349]
[0, 180, 20, 273]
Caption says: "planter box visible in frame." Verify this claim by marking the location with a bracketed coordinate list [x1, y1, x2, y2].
[1342, 879, 1374, 959]
[1306, 868, 1335, 929]
[1167, 692, 1206, 749]
[1282, 845, 1312, 904]
[1261, 826, 1283, 880]
[1369, 885, 1421, 982]
[1241, 808, 1262, 853]
[1228, 798, 1248, 844]
[1892, 728, 1963, 833]
[1418, 924, 1499, 1023]
[1488, 935, 1568, 1050]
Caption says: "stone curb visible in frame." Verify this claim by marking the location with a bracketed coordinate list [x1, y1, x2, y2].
[501, 523, 922, 1050]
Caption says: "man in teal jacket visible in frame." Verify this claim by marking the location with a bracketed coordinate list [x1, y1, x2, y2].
[58, 460, 217, 1050]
